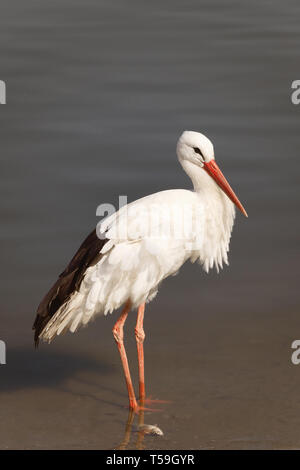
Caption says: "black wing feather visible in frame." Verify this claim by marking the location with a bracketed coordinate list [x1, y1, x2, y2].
[33, 229, 108, 346]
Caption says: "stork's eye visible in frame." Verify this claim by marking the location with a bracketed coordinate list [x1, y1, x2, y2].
[193, 147, 205, 162]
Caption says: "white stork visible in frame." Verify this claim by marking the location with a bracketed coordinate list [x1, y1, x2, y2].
[33, 130, 247, 412]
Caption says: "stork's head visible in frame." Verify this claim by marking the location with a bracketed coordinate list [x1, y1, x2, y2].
[177, 130, 248, 217]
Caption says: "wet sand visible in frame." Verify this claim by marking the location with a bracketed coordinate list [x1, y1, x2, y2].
[1, 281, 300, 449]
[1, 0, 300, 449]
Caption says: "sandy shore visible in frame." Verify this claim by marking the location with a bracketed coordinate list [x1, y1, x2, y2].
[1, 285, 300, 449]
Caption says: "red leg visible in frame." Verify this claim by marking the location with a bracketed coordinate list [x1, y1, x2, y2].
[135, 303, 171, 407]
[113, 300, 138, 411]
[135, 303, 146, 402]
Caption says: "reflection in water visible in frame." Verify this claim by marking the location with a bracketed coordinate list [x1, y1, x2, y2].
[116, 410, 135, 450]
[116, 401, 164, 450]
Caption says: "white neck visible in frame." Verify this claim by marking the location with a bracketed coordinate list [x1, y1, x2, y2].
[180, 159, 236, 272]
[181, 158, 227, 196]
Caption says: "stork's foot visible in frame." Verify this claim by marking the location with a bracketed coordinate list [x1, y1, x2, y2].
[128, 398, 160, 413]
[129, 403, 160, 414]
[142, 396, 171, 405]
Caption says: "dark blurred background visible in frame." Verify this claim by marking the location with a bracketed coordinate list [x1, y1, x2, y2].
[0, 0, 300, 449]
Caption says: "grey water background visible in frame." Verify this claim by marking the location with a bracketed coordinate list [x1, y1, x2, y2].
[0, 0, 300, 449]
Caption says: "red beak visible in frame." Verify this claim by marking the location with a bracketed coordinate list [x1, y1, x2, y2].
[203, 160, 248, 217]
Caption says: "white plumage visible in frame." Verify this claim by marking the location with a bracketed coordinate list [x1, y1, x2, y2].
[40, 130, 245, 343]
